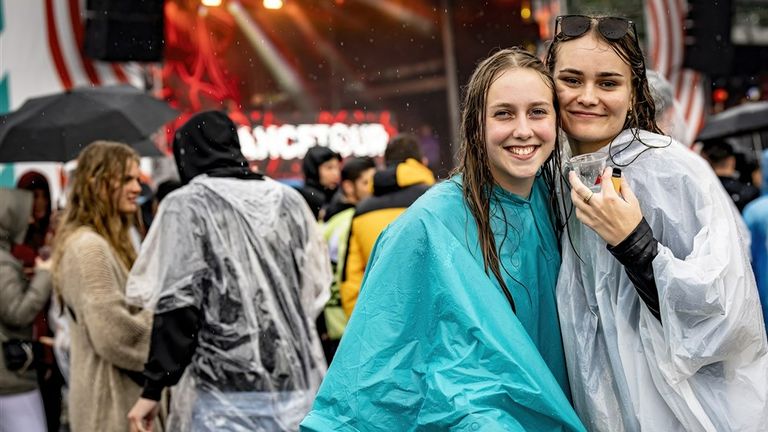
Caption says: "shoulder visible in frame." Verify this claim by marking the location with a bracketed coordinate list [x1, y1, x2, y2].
[382, 180, 467, 235]
[408, 179, 465, 216]
[621, 132, 717, 192]
[65, 228, 109, 251]
[279, 180, 310, 205]
[156, 184, 199, 212]
[744, 197, 768, 223]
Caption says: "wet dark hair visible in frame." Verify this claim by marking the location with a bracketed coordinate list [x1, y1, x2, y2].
[701, 140, 735, 166]
[341, 157, 376, 182]
[546, 15, 669, 259]
[453, 46, 563, 313]
[384, 133, 423, 166]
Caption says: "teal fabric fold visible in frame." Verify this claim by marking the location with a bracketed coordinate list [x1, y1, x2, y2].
[301, 177, 585, 432]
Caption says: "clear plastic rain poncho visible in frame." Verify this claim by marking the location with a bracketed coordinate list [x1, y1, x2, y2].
[126, 175, 331, 431]
[558, 129, 768, 432]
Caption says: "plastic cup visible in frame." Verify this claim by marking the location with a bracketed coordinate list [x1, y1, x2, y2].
[569, 152, 608, 192]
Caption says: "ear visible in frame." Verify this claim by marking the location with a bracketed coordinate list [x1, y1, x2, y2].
[341, 179, 354, 197]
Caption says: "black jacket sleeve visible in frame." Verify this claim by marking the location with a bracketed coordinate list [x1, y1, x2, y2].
[606, 217, 662, 322]
[141, 306, 201, 400]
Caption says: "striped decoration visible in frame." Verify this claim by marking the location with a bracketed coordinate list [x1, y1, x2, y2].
[43, 0, 141, 91]
[644, 0, 707, 146]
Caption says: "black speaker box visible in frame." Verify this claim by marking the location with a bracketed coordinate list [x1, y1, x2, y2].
[683, 0, 733, 75]
[84, 0, 165, 62]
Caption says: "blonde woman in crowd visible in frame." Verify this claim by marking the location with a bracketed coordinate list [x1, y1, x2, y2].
[52, 141, 153, 432]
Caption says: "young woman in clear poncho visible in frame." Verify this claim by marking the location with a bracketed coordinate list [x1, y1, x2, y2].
[547, 14, 768, 432]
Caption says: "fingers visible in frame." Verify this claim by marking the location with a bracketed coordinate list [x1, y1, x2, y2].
[570, 184, 592, 210]
[600, 167, 618, 198]
[568, 171, 594, 203]
[620, 176, 639, 206]
[129, 418, 149, 432]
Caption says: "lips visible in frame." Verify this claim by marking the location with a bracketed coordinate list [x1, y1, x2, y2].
[568, 110, 605, 118]
[503, 145, 539, 160]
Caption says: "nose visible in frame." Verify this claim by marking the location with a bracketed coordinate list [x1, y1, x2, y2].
[513, 117, 533, 140]
[576, 83, 599, 106]
[130, 179, 142, 194]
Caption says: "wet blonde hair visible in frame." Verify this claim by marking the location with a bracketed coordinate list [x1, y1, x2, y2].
[454, 47, 563, 313]
[53, 141, 140, 281]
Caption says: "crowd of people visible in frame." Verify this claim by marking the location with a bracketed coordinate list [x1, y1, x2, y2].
[1, 13, 768, 432]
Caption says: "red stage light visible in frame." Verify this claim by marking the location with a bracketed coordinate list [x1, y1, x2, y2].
[712, 88, 729, 104]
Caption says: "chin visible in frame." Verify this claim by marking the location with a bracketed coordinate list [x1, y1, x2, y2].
[568, 129, 614, 144]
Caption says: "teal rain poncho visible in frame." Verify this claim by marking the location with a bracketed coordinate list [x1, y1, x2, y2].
[301, 178, 585, 431]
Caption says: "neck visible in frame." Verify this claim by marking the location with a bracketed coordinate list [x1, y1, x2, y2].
[713, 166, 734, 177]
[342, 194, 357, 205]
[496, 177, 535, 199]
[571, 139, 608, 155]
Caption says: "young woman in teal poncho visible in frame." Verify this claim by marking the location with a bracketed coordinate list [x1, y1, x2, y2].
[300, 47, 585, 432]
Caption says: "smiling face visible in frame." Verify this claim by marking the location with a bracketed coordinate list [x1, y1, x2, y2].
[114, 159, 142, 215]
[484, 67, 557, 197]
[553, 32, 634, 154]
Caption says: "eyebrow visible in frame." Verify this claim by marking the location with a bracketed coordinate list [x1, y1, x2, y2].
[488, 101, 552, 109]
[557, 68, 625, 78]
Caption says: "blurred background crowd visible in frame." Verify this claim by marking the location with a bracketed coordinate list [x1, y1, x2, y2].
[2, 0, 768, 431]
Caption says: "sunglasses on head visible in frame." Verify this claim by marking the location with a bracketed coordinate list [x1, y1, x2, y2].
[555, 15, 637, 42]
[548, 14, 646, 71]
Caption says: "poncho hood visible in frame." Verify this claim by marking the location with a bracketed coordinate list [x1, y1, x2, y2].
[173, 111, 259, 184]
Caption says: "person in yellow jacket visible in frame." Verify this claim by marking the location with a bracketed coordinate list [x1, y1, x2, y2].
[318, 156, 376, 362]
[340, 134, 435, 317]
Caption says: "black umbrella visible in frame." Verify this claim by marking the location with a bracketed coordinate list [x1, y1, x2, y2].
[0, 84, 179, 162]
[697, 101, 768, 141]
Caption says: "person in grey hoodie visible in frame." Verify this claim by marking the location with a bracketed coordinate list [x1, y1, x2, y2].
[0, 188, 52, 432]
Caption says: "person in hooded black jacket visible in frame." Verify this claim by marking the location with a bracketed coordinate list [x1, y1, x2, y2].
[297, 147, 342, 220]
[126, 111, 330, 432]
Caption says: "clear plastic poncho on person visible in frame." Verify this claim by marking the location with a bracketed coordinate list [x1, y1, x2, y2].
[128, 110, 332, 431]
[126, 173, 331, 431]
[558, 129, 768, 432]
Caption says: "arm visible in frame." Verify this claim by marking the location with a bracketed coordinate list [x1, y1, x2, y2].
[141, 306, 201, 400]
[75, 237, 151, 371]
[340, 217, 365, 318]
[0, 260, 52, 328]
[300, 220, 332, 319]
[572, 165, 764, 377]
[569, 169, 662, 320]
[606, 218, 661, 322]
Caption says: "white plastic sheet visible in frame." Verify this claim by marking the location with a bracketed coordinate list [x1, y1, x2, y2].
[558, 129, 768, 431]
